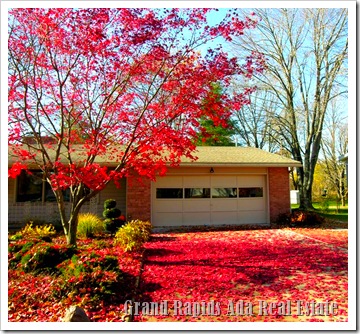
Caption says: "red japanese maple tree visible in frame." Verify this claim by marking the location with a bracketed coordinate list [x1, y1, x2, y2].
[8, 8, 264, 245]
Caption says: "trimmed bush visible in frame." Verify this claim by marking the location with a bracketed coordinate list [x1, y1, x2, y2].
[103, 208, 122, 219]
[102, 199, 125, 234]
[104, 199, 117, 210]
[77, 213, 104, 238]
[274, 210, 325, 227]
[114, 220, 152, 252]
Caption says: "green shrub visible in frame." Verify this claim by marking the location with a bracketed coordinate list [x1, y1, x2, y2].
[17, 242, 77, 273]
[54, 253, 130, 305]
[102, 199, 126, 234]
[104, 199, 117, 210]
[114, 220, 152, 252]
[77, 213, 104, 238]
[103, 208, 122, 219]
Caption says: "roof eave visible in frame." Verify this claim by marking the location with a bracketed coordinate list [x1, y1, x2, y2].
[179, 162, 303, 168]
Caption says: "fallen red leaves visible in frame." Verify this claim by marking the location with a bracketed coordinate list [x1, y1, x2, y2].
[8, 237, 143, 322]
[8, 228, 348, 323]
[138, 229, 348, 322]
[289, 228, 348, 249]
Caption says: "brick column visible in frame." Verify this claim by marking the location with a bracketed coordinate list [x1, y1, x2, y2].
[126, 175, 151, 222]
[268, 167, 291, 222]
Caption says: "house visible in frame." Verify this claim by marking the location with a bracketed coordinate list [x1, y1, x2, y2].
[8, 146, 302, 228]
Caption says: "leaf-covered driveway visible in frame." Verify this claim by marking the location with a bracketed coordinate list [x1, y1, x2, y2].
[137, 229, 348, 322]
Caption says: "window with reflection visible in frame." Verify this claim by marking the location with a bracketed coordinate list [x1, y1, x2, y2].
[238, 187, 263, 198]
[156, 188, 183, 199]
[16, 171, 43, 202]
[17, 170, 76, 202]
[212, 188, 237, 198]
[184, 188, 210, 198]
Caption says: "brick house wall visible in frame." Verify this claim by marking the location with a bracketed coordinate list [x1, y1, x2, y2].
[126, 175, 151, 222]
[268, 167, 291, 222]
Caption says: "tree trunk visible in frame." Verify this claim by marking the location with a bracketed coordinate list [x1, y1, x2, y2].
[297, 166, 314, 210]
[66, 215, 78, 246]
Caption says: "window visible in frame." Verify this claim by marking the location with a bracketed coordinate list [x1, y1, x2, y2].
[44, 183, 71, 202]
[16, 171, 43, 202]
[16, 170, 76, 203]
[212, 188, 237, 198]
[238, 187, 263, 198]
[156, 188, 183, 199]
[185, 188, 210, 199]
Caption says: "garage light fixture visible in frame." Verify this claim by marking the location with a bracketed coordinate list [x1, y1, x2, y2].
[210, 167, 214, 173]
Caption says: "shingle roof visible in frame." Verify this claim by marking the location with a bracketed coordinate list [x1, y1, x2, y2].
[181, 146, 302, 167]
[8, 145, 302, 168]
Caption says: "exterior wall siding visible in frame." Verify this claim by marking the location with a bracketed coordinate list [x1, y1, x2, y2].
[9, 167, 291, 227]
[8, 178, 126, 228]
[268, 167, 291, 222]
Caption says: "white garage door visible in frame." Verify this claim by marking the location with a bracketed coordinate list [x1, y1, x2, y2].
[152, 175, 267, 226]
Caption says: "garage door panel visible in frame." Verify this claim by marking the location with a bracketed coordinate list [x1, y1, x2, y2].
[183, 200, 211, 212]
[211, 212, 238, 225]
[153, 200, 182, 213]
[238, 211, 266, 224]
[183, 176, 210, 187]
[154, 213, 183, 226]
[183, 212, 211, 225]
[211, 199, 237, 212]
[211, 176, 237, 187]
[155, 176, 183, 187]
[237, 175, 264, 187]
[238, 198, 265, 211]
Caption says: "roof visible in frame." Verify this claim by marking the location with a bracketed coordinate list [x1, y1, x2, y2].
[180, 146, 302, 167]
[8, 145, 302, 168]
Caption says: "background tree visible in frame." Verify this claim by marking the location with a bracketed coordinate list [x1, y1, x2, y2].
[232, 86, 280, 152]
[320, 100, 348, 206]
[196, 82, 236, 146]
[231, 8, 348, 209]
[8, 8, 264, 245]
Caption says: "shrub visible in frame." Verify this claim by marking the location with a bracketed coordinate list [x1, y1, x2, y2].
[54, 253, 132, 305]
[114, 220, 152, 252]
[102, 199, 126, 234]
[103, 208, 122, 219]
[12, 242, 77, 273]
[274, 210, 324, 227]
[77, 213, 104, 238]
[104, 199, 117, 210]
[9, 223, 56, 241]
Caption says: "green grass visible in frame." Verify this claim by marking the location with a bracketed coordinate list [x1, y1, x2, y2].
[291, 200, 348, 223]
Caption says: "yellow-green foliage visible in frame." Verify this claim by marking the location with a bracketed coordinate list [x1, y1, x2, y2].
[77, 213, 104, 238]
[10, 223, 56, 241]
[114, 220, 152, 252]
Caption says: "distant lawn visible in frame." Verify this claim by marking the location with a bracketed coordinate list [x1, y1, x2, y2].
[291, 200, 348, 223]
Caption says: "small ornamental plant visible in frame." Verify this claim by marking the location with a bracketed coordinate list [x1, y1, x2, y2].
[103, 199, 126, 234]
[114, 220, 152, 252]
[77, 213, 104, 238]
[9, 223, 56, 242]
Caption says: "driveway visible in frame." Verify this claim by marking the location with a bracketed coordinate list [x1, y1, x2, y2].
[136, 228, 348, 322]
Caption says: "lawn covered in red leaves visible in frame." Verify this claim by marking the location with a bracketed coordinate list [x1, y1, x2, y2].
[137, 229, 348, 322]
[8, 228, 348, 323]
[8, 237, 143, 322]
